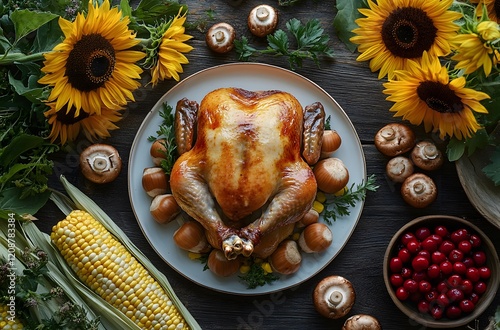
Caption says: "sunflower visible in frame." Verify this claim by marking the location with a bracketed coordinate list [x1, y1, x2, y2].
[45, 103, 122, 145]
[38, 0, 145, 117]
[383, 52, 490, 140]
[145, 10, 193, 86]
[451, 21, 500, 76]
[471, 0, 500, 23]
[350, 0, 462, 79]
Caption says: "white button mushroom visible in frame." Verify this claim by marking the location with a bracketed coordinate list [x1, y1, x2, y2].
[247, 5, 279, 37]
[386, 156, 414, 183]
[313, 275, 356, 319]
[400, 173, 437, 208]
[411, 140, 444, 171]
[342, 314, 382, 330]
[206, 22, 236, 53]
[374, 123, 416, 157]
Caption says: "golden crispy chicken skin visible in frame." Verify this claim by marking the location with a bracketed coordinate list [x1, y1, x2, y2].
[170, 88, 322, 260]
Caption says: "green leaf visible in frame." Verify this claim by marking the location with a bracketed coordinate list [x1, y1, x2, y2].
[0, 25, 12, 52]
[10, 10, 58, 42]
[120, 0, 133, 19]
[0, 134, 46, 168]
[132, 0, 185, 25]
[32, 18, 63, 53]
[0, 186, 51, 215]
[333, 0, 365, 52]
[482, 148, 500, 186]
[446, 138, 466, 162]
[8, 71, 45, 103]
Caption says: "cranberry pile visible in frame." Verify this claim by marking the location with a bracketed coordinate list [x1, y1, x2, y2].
[388, 225, 491, 320]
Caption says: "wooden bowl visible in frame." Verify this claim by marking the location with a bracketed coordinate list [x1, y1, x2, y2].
[383, 215, 499, 328]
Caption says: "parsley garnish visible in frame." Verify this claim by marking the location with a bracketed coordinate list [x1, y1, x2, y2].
[235, 18, 334, 70]
[322, 174, 379, 224]
[239, 262, 279, 289]
[147, 102, 177, 174]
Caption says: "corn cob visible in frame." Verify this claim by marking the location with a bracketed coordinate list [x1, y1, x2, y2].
[51, 210, 188, 330]
[0, 304, 23, 330]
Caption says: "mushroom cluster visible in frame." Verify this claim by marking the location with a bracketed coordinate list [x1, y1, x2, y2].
[375, 123, 443, 208]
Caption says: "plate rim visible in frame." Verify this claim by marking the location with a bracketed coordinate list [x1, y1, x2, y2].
[127, 62, 367, 295]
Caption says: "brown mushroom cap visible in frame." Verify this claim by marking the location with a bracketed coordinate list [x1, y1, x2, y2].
[80, 144, 122, 184]
[386, 156, 414, 183]
[313, 275, 356, 319]
[401, 173, 437, 208]
[206, 22, 236, 53]
[342, 314, 382, 330]
[374, 123, 416, 157]
[248, 5, 278, 37]
[411, 140, 444, 171]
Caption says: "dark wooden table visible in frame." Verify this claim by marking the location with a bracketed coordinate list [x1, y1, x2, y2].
[36, 0, 500, 329]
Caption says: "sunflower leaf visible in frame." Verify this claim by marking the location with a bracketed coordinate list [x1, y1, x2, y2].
[10, 10, 58, 43]
[333, 0, 366, 52]
[0, 186, 51, 215]
[482, 147, 500, 186]
[132, 0, 185, 25]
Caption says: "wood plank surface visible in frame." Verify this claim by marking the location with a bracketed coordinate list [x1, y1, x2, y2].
[34, 0, 500, 329]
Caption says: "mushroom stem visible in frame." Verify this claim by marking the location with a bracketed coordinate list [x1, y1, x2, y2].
[380, 127, 396, 141]
[215, 31, 226, 42]
[423, 144, 438, 159]
[256, 7, 270, 20]
[328, 290, 343, 306]
[413, 181, 426, 194]
[88, 154, 113, 172]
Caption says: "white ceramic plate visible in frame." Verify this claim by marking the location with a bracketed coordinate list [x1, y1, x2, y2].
[128, 63, 366, 295]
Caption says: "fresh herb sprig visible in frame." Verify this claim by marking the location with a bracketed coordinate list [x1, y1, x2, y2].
[148, 102, 177, 174]
[235, 18, 334, 70]
[239, 261, 279, 289]
[322, 174, 379, 224]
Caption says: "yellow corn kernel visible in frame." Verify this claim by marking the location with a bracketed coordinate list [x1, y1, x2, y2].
[292, 232, 300, 241]
[334, 186, 348, 196]
[261, 262, 272, 274]
[187, 252, 202, 260]
[312, 200, 324, 214]
[0, 303, 23, 329]
[315, 191, 326, 203]
[239, 265, 251, 274]
[51, 210, 189, 330]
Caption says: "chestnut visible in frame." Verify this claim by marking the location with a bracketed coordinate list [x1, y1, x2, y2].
[150, 194, 181, 224]
[374, 123, 416, 157]
[411, 140, 444, 171]
[320, 130, 342, 158]
[150, 139, 167, 166]
[173, 221, 212, 254]
[207, 249, 241, 277]
[142, 167, 169, 197]
[269, 239, 302, 275]
[313, 157, 349, 194]
[296, 209, 320, 229]
[298, 222, 333, 253]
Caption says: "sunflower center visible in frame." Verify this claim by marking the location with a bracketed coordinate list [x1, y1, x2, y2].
[382, 7, 438, 59]
[417, 81, 464, 113]
[66, 34, 116, 92]
[56, 106, 90, 124]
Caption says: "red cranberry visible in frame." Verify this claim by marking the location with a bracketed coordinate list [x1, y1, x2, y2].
[458, 240, 472, 254]
[453, 262, 467, 275]
[407, 240, 421, 254]
[431, 251, 447, 264]
[466, 267, 480, 282]
[412, 271, 428, 283]
[404, 279, 419, 293]
[412, 256, 430, 273]
[401, 232, 417, 245]
[479, 266, 491, 279]
[449, 249, 464, 262]
[396, 286, 410, 300]
[472, 251, 487, 266]
[440, 260, 453, 275]
[434, 225, 448, 237]
[428, 234, 443, 245]
[415, 227, 431, 240]
[460, 299, 475, 313]
[461, 279, 474, 295]
[398, 248, 412, 263]
[437, 281, 448, 293]
[425, 290, 438, 302]
[421, 237, 439, 253]
[446, 305, 462, 319]
[469, 292, 479, 304]
[427, 264, 441, 279]
[437, 293, 450, 307]
[474, 281, 487, 294]
[390, 274, 404, 287]
[447, 288, 465, 302]
[401, 267, 413, 278]
[418, 300, 430, 313]
[419, 280, 432, 293]
[469, 234, 482, 248]
[447, 274, 462, 288]
[390, 257, 403, 273]
[418, 250, 431, 261]
[463, 257, 475, 268]
[430, 304, 444, 320]
[439, 240, 455, 255]
[450, 228, 469, 243]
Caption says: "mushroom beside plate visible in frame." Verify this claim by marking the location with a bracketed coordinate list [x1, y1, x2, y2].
[128, 63, 367, 295]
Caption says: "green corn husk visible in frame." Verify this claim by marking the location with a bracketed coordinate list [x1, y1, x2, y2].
[53, 175, 201, 330]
